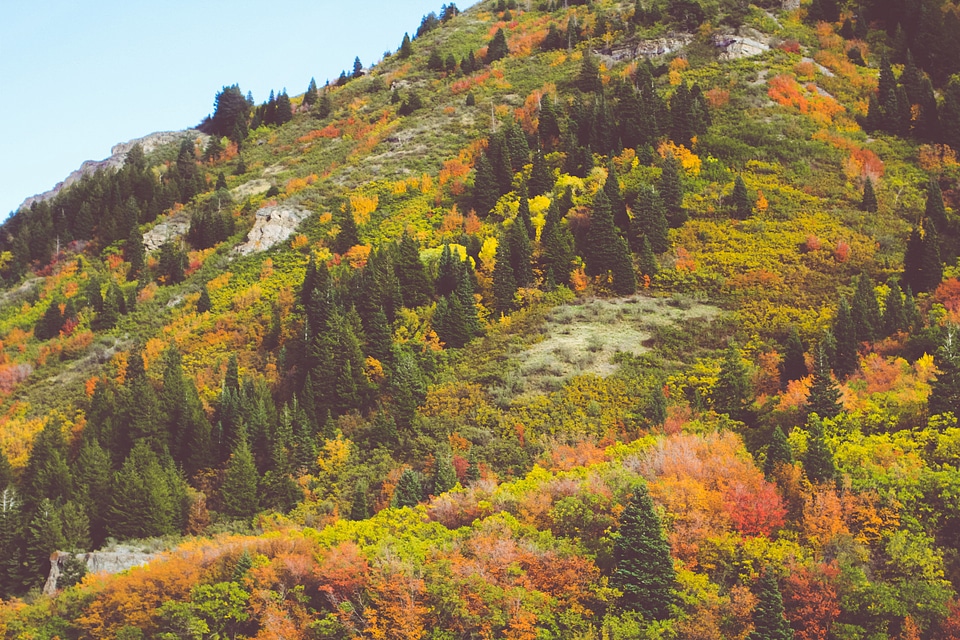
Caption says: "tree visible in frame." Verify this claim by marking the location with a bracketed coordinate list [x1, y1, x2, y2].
[861, 178, 878, 212]
[399, 33, 413, 58]
[220, 438, 259, 519]
[577, 53, 602, 93]
[108, 442, 183, 539]
[764, 426, 794, 476]
[903, 224, 942, 294]
[637, 235, 659, 279]
[851, 274, 880, 343]
[156, 241, 186, 285]
[34, 298, 64, 341]
[529, 147, 553, 197]
[660, 155, 686, 227]
[808, 342, 842, 420]
[749, 568, 794, 640]
[334, 208, 360, 254]
[831, 297, 859, 380]
[631, 187, 669, 254]
[197, 287, 212, 314]
[352, 57, 364, 79]
[803, 415, 837, 485]
[304, 77, 319, 106]
[605, 160, 630, 235]
[930, 327, 960, 417]
[713, 343, 753, 423]
[540, 200, 575, 286]
[432, 449, 458, 495]
[493, 235, 518, 314]
[925, 178, 948, 232]
[584, 190, 623, 277]
[393, 468, 423, 508]
[780, 327, 808, 388]
[472, 153, 500, 216]
[485, 28, 509, 64]
[126, 225, 146, 281]
[731, 175, 752, 220]
[207, 85, 249, 142]
[881, 279, 907, 336]
[508, 216, 533, 287]
[612, 483, 676, 620]
[395, 233, 432, 308]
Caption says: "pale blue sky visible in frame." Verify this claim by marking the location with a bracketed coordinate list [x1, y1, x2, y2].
[0, 1, 475, 216]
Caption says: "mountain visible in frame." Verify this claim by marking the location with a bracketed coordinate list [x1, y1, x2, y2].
[2, 0, 960, 637]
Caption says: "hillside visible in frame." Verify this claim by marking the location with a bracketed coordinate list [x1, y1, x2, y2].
[3, 0, 960, 637]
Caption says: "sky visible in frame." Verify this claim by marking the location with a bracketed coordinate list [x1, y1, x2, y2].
[0, 0, 476, 217]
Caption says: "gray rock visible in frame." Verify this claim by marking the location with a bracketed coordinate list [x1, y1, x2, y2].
[234, 204, 311, 256]
[594, 33, 695, 65]
[44, 548, 159, 594]
[143, 210, 192, 252]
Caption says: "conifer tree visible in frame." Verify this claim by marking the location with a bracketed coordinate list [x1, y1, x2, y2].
[637, 235, 659, 279]
[749, 568, 794, 640]
[197, 287, 212, 314]
[803, 414, 837, 484]
[577, 52, 602, 93]
[316, 91, 333, 119]
[25, 499, 66, 589]
[334, 208, 360, 254]
[434, 294, 471, 349]
[612, 483, 676, 620]
[350, 479, 371, 520]
[605, 160, 630, 235]
[485, 28, 509, 63]
[660, 155, 686, 227]
[126, 226, 146, 280]
[929, 327, 960, 417]
[851, 274, 880, 343]
[861, 177, 878, 212]
[399, 33, 413, 59]
[472, 153, 500, 215]
[529, 147, 553, 197]
[670, 82, 694, 147]
[493, 235, 518, 314]
[34, 298, 64, 341]
[540, 200, 575, 286]
[779, 326, 808, 388]
[275, 91, 293, 124]
[220, 438, 259, 519]
[393, 468, 423, 507]
[903, 224, 942, 293]
[881, 279, 907, 336]
[395, 233, 432, 308]
[504, 120, 530, 172]
[807, 342, 842, 419]
[108, 442, 182, 539]
[925, 178, 948, 232]
[832, 297, 859, 380]
[352, 57, 363, 79]
[304, 77, 318, 106]
[764, 426, 794, 476]
[508, 217, 533, 287]
[432, 449, 458, 495]
[731, 175, 752, 220]
[917, 77, 941, 142]
[631, 187, 669, 254]
[713, 343, 753, 423]
[516, 184, 534, 239]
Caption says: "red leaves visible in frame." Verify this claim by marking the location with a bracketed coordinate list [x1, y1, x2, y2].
[783, 563, 842, 640]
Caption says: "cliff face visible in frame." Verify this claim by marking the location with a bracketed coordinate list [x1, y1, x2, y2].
[43, 548, 159, 595]
[17, 130, 208, 212]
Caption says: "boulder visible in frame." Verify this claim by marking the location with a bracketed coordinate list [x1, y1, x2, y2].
[234, 204, 311, 255]
[44, 547, 159, 595]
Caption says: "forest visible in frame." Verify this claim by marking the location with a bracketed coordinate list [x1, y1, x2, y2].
[2, 0, 960, 637]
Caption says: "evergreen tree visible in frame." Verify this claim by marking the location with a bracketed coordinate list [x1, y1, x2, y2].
[504, 120, 530, 172]
[803, 414, 837, 484]
[316, 91, 333, 119]
[220, 438, 259, 519]
[73, 438, 112, 546]
[637, 235, 659, 279]
[779, 326, 808, 388]
[881, 279, 907, 336]
[731, 175, 752, 220]
[577, 53, 602, 93]
[528, 147, 553, 197]
[516, 184, 534, 239]
[472, 153, 500, 216]
[350, 479, 371, 520]
[713, 343, 753, 423]
[917, 77, 941, 142]
[485, 28, 509, 64]
[764, 426, 794, 476]
[929, 327, 960, 417]
[433, 294, 471, 349]
[399, 33, 413, 58]
[24, 499, 66, 589]
[395, 233, 433, 308]
[540, 200, 575, 286]
[197, 287, 212, 314]
[352, 57, 364, 79]
[670, 82, 695, 147]
[126, 225, 146, 281]
[432, 449, 458, 495]
[861, 177, 878, 212]
[612, 483, 676, 620]
[749, 568, 794, 640]
[832, 297, 859, 379]
[925, 178, 948, 232]
[435, 244, 459, 298]
[304, 77, 319, 106]
[493, 235, 518, 314]
[393, 468, 424, 507]
[34, 298, 64, 341]
[427, 49, 444, 72]
[108, 442, 183, 539]
[903, 224, 942, 294]
[334, 208, 360, 254]
[807, 341, 842, 420]
[631, 187, 669, 254]
[605, 160, 630, 235]
[660, 155, 686, 227]
[583, 190, 621, 278]
[851, 274, 880, 343]
[508, 216, 533, 287]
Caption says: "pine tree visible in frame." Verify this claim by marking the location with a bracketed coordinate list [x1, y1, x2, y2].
[493, 235, 518, 314]
[197, 287, 212, 313]
[432, 449, 458, 495]
[631, 187, 669, 254]
[126, 225, 146, 280]
[107, 442, 182, 539]
[925, 178, 948, 232]
[393, 468, 424, 508]
[851, 274, 880, 343]
[779, 326, 808, 388]
[637, 235, 659, 279]
[861, 177, 878, 212]
[399, 33, 413, 59]
[508, 216, 533, 287]
[803, 414, 837, 484]
[605, 160, 630, 235]
[832, 297, 859, 380]
[540, 200, 575, 286]
[764, 426, 794, 476]
[220, 438, 259, 519]
[749, 568, 794, 640]
[334, 208, 360, 254]
[25, 499, 66, 589]
[472, 153, 500, 215]
[304, 77, 319, 106]
[881, 279, 907, 336]
[577, 53, 602, 93]
[670, 82, 694, 147]
[516, 183, 534, 239]
[434, 294, 471, 349]
[34, 298, 64, 341]
[660, 155, 686, 227]
[612, 483, 676, 620]
[930, 327, 960, 417]
[485, 28, 509, 64]
[352, 57, 364, 79]
[903, 224, 942, 294]
[504, 120, 530, 172]
[395, 233, 432, 308]
[807, 341, 842, 420]
[713, 343, 753, 423]
[731, 175, 752, 220]
[529, 147, 553, 197]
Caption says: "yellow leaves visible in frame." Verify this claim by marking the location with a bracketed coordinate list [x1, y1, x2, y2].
[285, 174, 318, 196]
[350, 193, 379, 224]
[260, 258, 274, 281]
[658, 141, 701, 176]
[479, 236, 498, 273]
[232, 283, 262, 311]
[317, 432, 351, 477]
[207, 272, 232, 292]
[143, 338, 166, 372]
[290, 234, 309, 251]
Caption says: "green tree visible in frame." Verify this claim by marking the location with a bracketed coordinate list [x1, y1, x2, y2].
[631, 187, 669, 254]
[485, 28, 509, 64]
[577, 52, 602, 93]
[861, 177, 878, 212]
[393, 468, 423, 508]
[713, 343, 753, 423]
[803, 414, 837, 485]
[930, 327, 960, 417]
[529, 147, 553, 197]
[540, 200, 575, 286]
[612, 483, 676, 620]
[220, 438, 260, 519]
[808, 341, 842, 420]
[851, 274, 880, 343]
[779, 326, 808, 388]
[637, 235, 659, 279]
[925, 177, 948, 232]
[832, 297, 859, 380]
[764, 426, 794, 476]
[197, 287, 212, 314]
[605, 160, 630, 235]
[108, 442, 183, 539]
[399, 33, 413, 58]
[472, 152, 500, 216]
[508, 216, 533, 287]
[731, 175, 752, 220]
[881, 279, 907, 336]
[303, 77, 319, 106]
[749, 568, 794, 640]
[903, 224, 942, 294]
[432, 449, 458, 495]
[34, 299, 64, 341]
[493, 235, 518, 314]
[334, 208, 360, 254]
[395, 233, 432, 308]
[660, 154, 686, 227]
[583, 190, 625, 278]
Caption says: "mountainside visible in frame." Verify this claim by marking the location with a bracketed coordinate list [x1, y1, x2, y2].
[4, 0, 960, 637]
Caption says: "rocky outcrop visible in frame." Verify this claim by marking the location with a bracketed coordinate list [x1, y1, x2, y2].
[44, 548, 159, 594]
[143, 210, 192, 251]
[594, 33, 695, 64]
[714, 34, 770, 60]
[234, 204, 311, 256]
[18, 130, 208, 212]
[783, 0, 800, 10]
[231, 178, 273, 200]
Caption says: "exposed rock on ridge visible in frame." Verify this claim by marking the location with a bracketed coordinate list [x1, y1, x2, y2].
[44, 548, 159, 595]
[234, 204, 311, 255]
